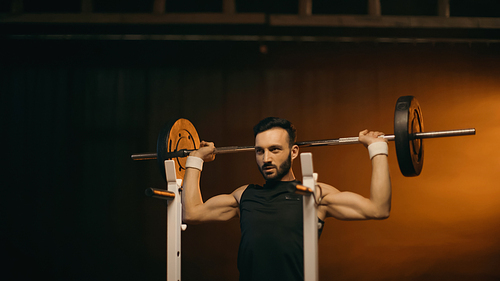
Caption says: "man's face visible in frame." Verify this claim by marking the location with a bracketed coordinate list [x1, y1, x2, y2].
[255, 128, 296, 181]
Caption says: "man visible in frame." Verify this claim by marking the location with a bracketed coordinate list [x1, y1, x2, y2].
[182, 117, 391, 281]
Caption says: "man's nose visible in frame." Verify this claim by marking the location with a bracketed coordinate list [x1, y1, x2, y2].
[263, 150, 272, 162]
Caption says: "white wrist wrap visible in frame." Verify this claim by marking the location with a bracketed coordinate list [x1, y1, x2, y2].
[186, 156, 204, 171]
[368, 142, 388, 160]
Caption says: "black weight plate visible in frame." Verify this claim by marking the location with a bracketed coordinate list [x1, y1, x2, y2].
[394, 96, 424, 177]
[157, 118, 200, 181]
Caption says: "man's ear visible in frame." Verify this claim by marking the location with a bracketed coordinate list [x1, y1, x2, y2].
[291, 144, 299, 160]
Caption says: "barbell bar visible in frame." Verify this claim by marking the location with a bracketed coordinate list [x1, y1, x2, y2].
[131, 128, 475, 160]
[131, 96, 476, 179]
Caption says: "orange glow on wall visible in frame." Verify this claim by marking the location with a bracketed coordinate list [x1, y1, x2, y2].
[178, 45, 500, 280]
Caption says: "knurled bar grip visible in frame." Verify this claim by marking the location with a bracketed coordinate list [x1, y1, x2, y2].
[131, 128, 475, 161]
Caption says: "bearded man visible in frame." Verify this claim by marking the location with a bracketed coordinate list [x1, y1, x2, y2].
[183, 117, 391, 281]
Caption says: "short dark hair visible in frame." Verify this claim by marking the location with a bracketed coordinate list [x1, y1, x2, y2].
[253, 117, 297, 148]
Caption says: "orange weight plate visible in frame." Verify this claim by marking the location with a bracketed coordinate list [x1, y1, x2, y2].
[157, 118, 200, 181]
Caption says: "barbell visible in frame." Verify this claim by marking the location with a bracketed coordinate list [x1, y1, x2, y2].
[131, 96, 475, 180]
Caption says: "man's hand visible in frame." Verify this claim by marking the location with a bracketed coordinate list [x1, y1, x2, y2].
[358, 130, 387, 148]
[190, 141, 216, 162]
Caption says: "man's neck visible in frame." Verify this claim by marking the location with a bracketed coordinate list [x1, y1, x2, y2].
[280, 171, 296, 182]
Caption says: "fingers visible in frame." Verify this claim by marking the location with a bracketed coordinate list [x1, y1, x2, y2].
[359, 129, 369, 135]
[199, 140, 214, 148]
[199, 141, 217, 152]
[359, 130, 385, 138]
[196, 140, 216, 162]
[359, 129, 387, 147]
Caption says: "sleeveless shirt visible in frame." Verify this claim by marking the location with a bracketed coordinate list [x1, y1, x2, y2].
[237, 181, 324, 281]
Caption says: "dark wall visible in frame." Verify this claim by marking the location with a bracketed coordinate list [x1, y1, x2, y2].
[1, 39, 499, 280]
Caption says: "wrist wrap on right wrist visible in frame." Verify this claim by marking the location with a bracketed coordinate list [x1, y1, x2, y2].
[368, 142, 388, 160]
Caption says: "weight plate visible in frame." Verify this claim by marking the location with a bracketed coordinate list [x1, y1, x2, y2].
[394, 96, 424, 177]
[157, 118, 200, 181]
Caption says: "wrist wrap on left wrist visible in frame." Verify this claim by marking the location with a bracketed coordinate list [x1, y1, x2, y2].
[186, 156, 204, 171]
[368, 142, 388, 160]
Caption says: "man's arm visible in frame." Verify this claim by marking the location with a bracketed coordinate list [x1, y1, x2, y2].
[318, 130, 391, 221]
[182, 141, 243, 224]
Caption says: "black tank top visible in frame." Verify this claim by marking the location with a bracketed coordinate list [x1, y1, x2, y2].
[237, 181, 324, 281]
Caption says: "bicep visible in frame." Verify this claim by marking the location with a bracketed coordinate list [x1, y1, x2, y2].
[319, 184, 376, 220]
[185, 185, 246, 224]
[200, 194, 240, 222]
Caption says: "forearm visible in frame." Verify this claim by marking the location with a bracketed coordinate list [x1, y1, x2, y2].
[182, 167, 205, 222]
[369, 154, 391, 218]
[181, 142, 239, 223]
[182, 161, 240, 223]
[321, 134, 392, 221]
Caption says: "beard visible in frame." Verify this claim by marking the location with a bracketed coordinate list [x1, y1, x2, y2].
[259, 153, 292, 182]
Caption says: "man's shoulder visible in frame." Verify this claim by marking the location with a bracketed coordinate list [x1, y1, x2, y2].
[232, 184, 251, 204]
[317, 182, 340, 196]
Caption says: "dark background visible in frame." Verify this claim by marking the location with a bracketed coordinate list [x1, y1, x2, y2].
[1, 1, 500, 280]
